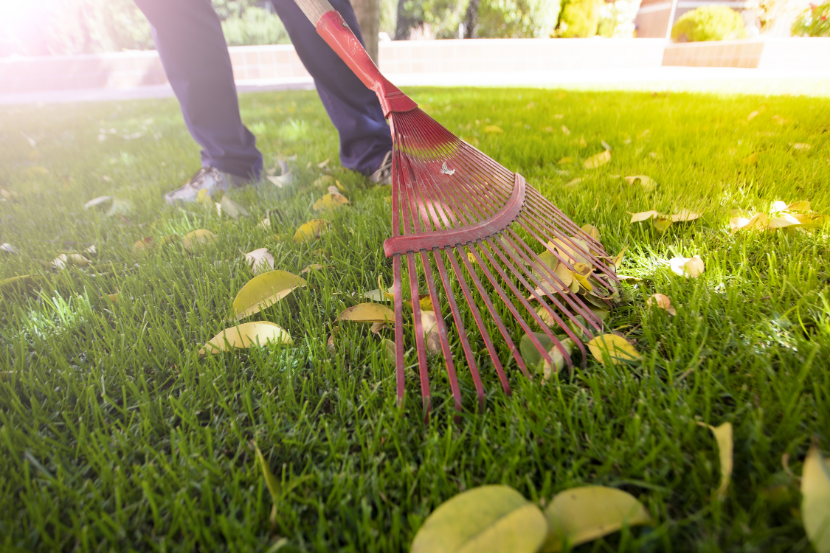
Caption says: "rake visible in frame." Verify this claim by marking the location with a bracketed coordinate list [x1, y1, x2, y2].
[294, 0, 619, 413]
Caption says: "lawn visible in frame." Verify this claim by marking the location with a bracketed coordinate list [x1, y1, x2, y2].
[1, 87, 829, 552]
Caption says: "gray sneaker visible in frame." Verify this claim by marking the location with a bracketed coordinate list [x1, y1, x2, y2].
[164, 167, 252, 206]
[369, 151, 393, 185]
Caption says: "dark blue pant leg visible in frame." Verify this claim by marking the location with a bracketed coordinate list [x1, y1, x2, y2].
[270, 0, 392, 175]
[133, 0, 263, 179]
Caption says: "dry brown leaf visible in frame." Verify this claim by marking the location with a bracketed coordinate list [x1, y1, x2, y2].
[669, 255, 704, 278]
[647, 293, 677, 316]
[624, 175, 656, 193]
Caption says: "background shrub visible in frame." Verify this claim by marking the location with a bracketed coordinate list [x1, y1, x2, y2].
[791, 1, 830, 37]
[476, 0, 562, 38]
[557, 0, 603, 38]
[671, 5, 747, 42]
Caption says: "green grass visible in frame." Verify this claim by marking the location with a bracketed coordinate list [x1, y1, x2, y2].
[1, 87, 829, 552]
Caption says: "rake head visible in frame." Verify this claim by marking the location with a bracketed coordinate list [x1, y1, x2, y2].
[294, 0, 620, 414]
[384, 108, 619, 413]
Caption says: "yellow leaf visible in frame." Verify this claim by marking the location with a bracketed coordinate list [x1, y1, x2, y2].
[630, 210, 660, 223]
[653, 218, 673, 233]
[699, 422, 733, 500]
[793, 143, 810, 150]
[411, 485, 547, 553]
[612, 245, 628, 269]
[520, 332, 573, 379]
[182, 229, 217, 252]
[337, 302, 395, 324]
[52, 254, 90, 270]
[624, 175, 656, 192]
[254, 443, 281, 501]
[313, 193, 349, 211]
[557, 157, 574, 165]
[794, 213, 830, 228]
[571, 270, 593, 292]
[550, 237, 590, 265]
[230, 270, 306, 320]
[669, 255, 704, 278]
[768, 214, 802, 229]
[561, 125, 571, 136]
[786, 200, 810, 212]
[587, 334, 640, 366]
[670, 209, 701, 222]
[483, 125, 503, 134]
[743, 152, 759, 165]
[300, 263, 326, 274]
[584, 150, 611, 169]
[200, 322, 292, 355]
[267, 171, 293, 188]
[132, 237, 153, 255]
[312, 175, 335, 188]
[0, 275, 44, 297]
[580, 224, 600, 241]
[244, 248, 275, 275]
[220, 195, 250, 219]
[381, 338, 396, 362]
[747, 110, 759, 121]
[542, 486, 652, 552]
[467, 252, 476, 263]
[730, 212, 768, 233]
[335, 180, 347, 193]
[802, 445, 830, 553]
[647, 293, 676, 316]
[294, 219, 329, 242]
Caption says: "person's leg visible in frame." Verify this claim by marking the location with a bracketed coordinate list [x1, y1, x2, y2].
[133, 0, 262, 180]
[270, 0, 392, 175]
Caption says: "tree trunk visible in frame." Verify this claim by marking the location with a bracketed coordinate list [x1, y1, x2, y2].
[463, 0, 481, 38]
[351, 0, 381, 64]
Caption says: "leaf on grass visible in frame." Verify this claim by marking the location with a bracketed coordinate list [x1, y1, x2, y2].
[542, 486, 652, 553]
[200, 321, 292, 355]
[267, 172, 294, 188]
[84, 196, 113, 210]
[550, 237, 590, 265]
[801, 445, 830, 553]
[785, 200, 810, 212]
[671, 209, 701, 222]
[653, 218, 673, 233]
[630, 211, 660, 223]
[106, 198, 133, 217]
[747, 110, 759, 121]
[793, 143, 811, 150]
[410, 485, 547, 553]
[647, 293, 677, 316]
[557, 157, 574, 165]
[483, 125, 503, 134]
[182, 229, 217, 252]
[52, 254, 90, 270]
[421, 311, 442, 355]
[1, 243, 17, 255]
[580, 224, 600, 241]
[381, 338, 396, 362]
[337, 303, 395, 324]
[132, 237, 153, 255]
[624, 175, 656, 193]
[612, 245, 628, 269]
[0, 275, 44, 297]
[312, 193, 349, 212]
[300, 263, 326, 274]
[294, 219, 328, 243]
[561, 125, 571, 136]
[259, 218, 271, 230]
[584, 150, 611, 169]
[768, 214, 802, 229]
[244, 248, 275, 275]
[794, 213, 830, 228]
[669, 255, 704, 278]
[220, 196, 250, 219]
[317, 157, 330, 168]
[730, 212, 768, 233]
[742, 152, 759, 165]
[370, 321, 389, 336]
[699, 422, 733, 500]
[231, 270, 306, 320]
[520, 332, 573, 380]
[587, 334, 640, 366]
[106, 293, 118, 303]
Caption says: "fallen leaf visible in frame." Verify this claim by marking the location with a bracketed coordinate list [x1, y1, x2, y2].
[786, 200, 810, 212]
[747, 110, 759, 121]
[327, 185, 340, 195]
[1, 243, 17, 255]
[801, 445, 830, 553]
[580, 224, 600, 241]
[338, 303, 395, 324]
[584, 150, 611, 169]
[483, 125, 503, 134]
[587, 334, 640, 366]
[267, 171, 294, 188]
[647, 293, 677, 316]
[132, 237, 153, 255]
[542, 486, 652, 552]
[421, 311, 442, 355]
[670, 209, 701, 222]
[561, 125, 571, 136]
[200, 322, 292, 355]
[629, 210, 659, 224]
[730, 212, 768, 233]
[106, 293, 118, 303]
[612, 245, 628, 269]
[294, 219, 328, 243]
[768, 214, 802, 229]
[520, 332, 573, 380]
[669, 255, 704, 278]
[772, 114, 788, 125]
[84, 196, 113, 210]
[381, 338, 396, 362]
[0, 275, 44, 297]
[230, 270, 306, 320]
[317, 157, 330, 168]
[244, 248, 275, 275]
[313, 193, 349, 211]
[182, 229, 217, 252]
[300, 263, 326, 274]
[743, 152, 759, 165]
[410, 485, 547, 553]
[625, 175, 656, 193]
[793, 213, 829, 228]
[220, 196, 250, 219]
[550, 237, 590, 265]
[576, 137, 587, 148]
[793, 143, 811, 150]
[557, 157, 574, 165]
[52, 254, 90, 270]
[370, 321, 389, 335]
[259, 218, 271, 230]
[699, 422, 733, 500]
[653, 218, 673, 233]
[601, 140, 612, 151]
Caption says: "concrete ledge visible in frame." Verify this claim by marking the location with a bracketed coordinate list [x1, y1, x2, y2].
[664, 37, 830, 71]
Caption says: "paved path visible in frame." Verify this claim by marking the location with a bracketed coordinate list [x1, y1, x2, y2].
[1, 67, 827, 105]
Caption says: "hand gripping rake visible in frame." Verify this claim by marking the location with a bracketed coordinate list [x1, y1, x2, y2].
[294, 0, 619, 413]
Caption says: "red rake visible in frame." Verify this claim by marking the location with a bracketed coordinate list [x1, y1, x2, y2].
[295, 0, 619, 414]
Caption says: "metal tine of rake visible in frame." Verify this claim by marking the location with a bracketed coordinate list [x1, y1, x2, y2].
[293, 0, 620, 416]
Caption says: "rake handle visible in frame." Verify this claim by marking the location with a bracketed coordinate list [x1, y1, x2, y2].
[293, 0, 417, 117]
